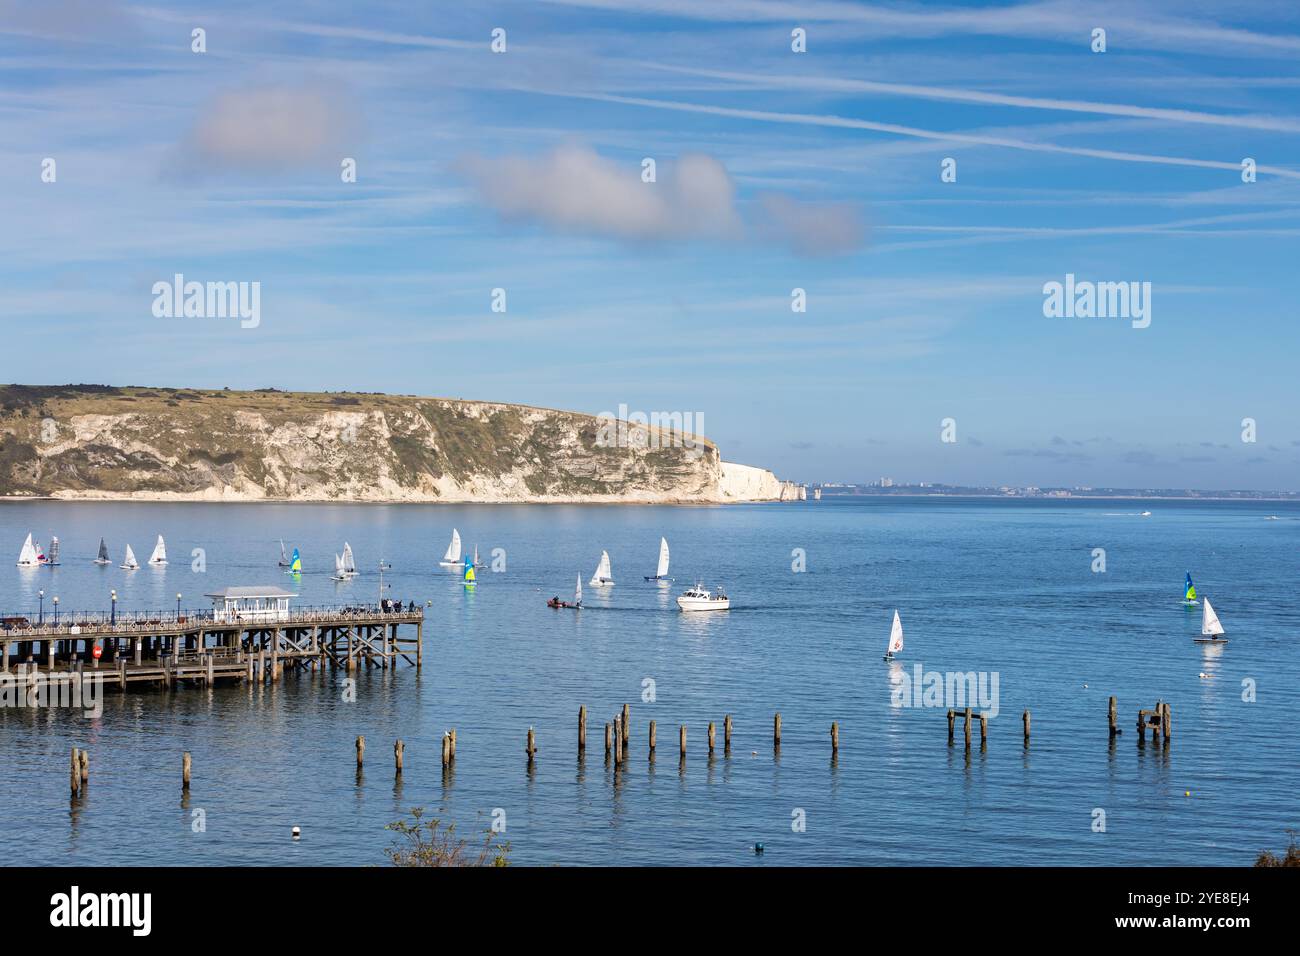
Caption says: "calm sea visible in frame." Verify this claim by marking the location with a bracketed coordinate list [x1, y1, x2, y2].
[1, 497, 1296, 866]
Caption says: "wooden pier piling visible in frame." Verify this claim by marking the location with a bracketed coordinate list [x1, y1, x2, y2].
[604, 722, 612, 758]
[394, 739, 404, 774]
[355, 735, 365, 768]
[613, 717, 623, 766]
[79, 749, 88, 784]
[964, 707, 972, 749]
[1109, 696, 1118, 737]
[774, 712, 782, 749]
[621, 703, 630, 747]
[708, 721, 716, 755]
[449, 728, 457, 760]
[830, 721, 839, 755]
[979, 712, 988, 744]
[441, 732, 451, 768]
[526, 726, 537, 765]
[578, 706, 587, 753]
[649, 720, 656, 755]
[70, 748, 80, 796]
[182, 751, 192, 790]
[1023, 709, 1031, 743]
[724, 714, 732, 753]
[947, 709, 955, 743]
[679, 724, 687, 759]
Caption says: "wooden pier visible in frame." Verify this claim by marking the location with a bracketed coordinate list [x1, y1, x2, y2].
[0, 602, 422, 690]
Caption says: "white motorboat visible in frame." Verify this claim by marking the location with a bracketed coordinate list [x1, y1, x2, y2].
[676, 583, 729, 612]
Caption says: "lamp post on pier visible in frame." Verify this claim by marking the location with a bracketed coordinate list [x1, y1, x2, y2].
[176, 592, 182, 619]
[38, 589, 44, 625]
[110, 589, 117, 626]
[52, 596, 59, 626]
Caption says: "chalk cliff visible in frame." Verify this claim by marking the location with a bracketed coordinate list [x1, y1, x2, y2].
[0, 385, 797, 504]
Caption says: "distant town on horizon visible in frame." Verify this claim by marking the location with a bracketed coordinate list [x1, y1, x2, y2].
[814, 481, 1300, 501]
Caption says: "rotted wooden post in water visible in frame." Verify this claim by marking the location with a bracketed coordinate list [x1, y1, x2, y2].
[724, 714, 732, 754]
[708, 721, 716, 756]
[441, 733, 451, 768]
[79, 749, 88, 784]
[526, 726, 537, 765]
[613, 717, 623, 766]
[774, 712, 782, 749]
[947, 709, 955, 743]
[394, 739, 404, 774]
[830, 722, 839, 756]
[1162, 702, 1172, 741]
[1023, 710, 1031, 743]
[964, 707, 972, 750]
[679, 724, 687, 759]
[621, 703, 630, 747]
[979, 712, 988, 745]
[355, 735, 365, 768]
[182, 751, 192, 791]
[70, 748, 80, 796]
[649, 720, 656, 755]
[578, 706, 587, 753]
[449, 728, 457, 760]
[604, 722, 612, 758]
[1109, 696, 1119, 737]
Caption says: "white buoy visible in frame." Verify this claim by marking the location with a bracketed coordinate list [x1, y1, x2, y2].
[292, 826, 301, 839]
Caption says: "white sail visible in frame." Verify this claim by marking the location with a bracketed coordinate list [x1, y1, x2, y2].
[279, 539, 289, 564]
[1202, 599, 1225, 636]
[334, 553, 345, 577]
[656, 537, 670, 578]
[442, 529, 462, 564]
[149, 534, 167, 565]
[590, 550, 613, 586]
[887, 610, 905, 656]
[121, 544, 138, 570]
[16, 533, 38, 567]
[575, 574, 583, 606]
[48, 536, 60, 565]
[342, 542, 356, 574]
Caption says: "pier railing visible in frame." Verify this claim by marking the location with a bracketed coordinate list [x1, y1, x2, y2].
[0, 602, 423, 638]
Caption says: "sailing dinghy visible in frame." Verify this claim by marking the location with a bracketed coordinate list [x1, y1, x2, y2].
[278, 539, 291, 567]
[288, 548, 302, 574]
[148, 535, 168, 566]
[342, 543, 357, 577]
[463, 555, 476, 589]
[884, 610, 904, 661]
[644, 537, 672, 581]
[439, 529, 463, 570]
[589, 550, 614, 587]
[94, 538, 111, 565]
[1182, 572, 1198, 606]
[1195, 598, 1228, 644]
[120, 544, 139, 570]
[46, 536, 61, 566]
[547, 574, 583, 609]
[16, 533, 40, 568]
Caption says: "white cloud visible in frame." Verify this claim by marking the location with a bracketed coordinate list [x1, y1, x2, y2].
[461, 145, 864, 254]
[171, 83, 361, 175]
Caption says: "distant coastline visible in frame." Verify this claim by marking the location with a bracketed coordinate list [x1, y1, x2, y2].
[814, 483, 1299, 502]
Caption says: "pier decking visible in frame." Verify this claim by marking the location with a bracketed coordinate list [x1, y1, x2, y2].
[0, 603, 423, 689]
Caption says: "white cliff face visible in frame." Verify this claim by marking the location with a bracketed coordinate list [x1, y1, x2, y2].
[717, 461, 785, 501]
[1, 386, 795, 504]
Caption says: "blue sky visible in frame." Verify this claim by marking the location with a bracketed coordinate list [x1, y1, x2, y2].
[1, 0, 1298, 489]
